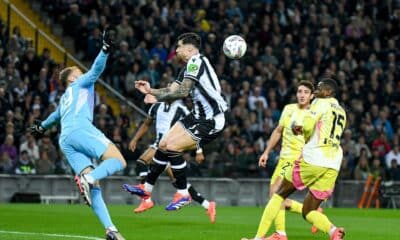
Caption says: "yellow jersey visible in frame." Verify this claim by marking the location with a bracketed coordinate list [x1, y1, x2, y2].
[302, 98, 347, 170]
[278, 104, 307, 162]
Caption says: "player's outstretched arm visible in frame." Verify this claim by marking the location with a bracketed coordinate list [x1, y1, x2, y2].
[135, 79, 194, 103]
[129, 117, 153, 152]
[259, 126, 283, 167]
[78, 28, 116, 87]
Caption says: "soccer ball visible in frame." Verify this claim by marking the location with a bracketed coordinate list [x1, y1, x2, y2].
[223, 35, 247, 59]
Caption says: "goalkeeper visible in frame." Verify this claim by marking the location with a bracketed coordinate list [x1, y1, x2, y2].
[30, 28, 126, 240]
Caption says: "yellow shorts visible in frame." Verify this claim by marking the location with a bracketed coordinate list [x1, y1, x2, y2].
[270, 159, 293, 186]
[285, 157, 338, 200]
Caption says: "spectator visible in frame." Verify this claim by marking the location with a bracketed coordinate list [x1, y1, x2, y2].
[372, 132, 391, 158]
[374, 109, 394, 140]
[342, 129, 357, 158]
[14, 150, 36, 174]
[217, 142, 237, 177]
[385, 144, 400, 168]
[36, 151, 54, 174]
[0, 152, 14, 173]
[63, 3, 81, 37]
[87, 27, 102, 60]
[387, 159, 400, 181]
[338, 158, 353, 180]
[354, 156, 371, 180]
[19, 132, 40, 162]
[354, 135, 372, 159]
[248, 86, 268, 111]
[0, 134, 17, 164]
[370, 157, 386, 180]
[38, 134, 58, 163]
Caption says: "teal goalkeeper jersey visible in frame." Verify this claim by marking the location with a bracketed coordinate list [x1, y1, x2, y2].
[41, 51, 108, 138]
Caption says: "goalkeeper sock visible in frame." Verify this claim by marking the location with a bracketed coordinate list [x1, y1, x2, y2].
[91, 187, 114, 229]
[274, 208, 286, 234]
[289, 199, 303, 214]
[89, 158, 124, 182]
[255, 194, 284, 238]
[305, 210, 332, 233]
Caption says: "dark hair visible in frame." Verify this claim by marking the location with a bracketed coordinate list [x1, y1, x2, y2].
[318, 78, 338, 96]
[297, 80, 314, 92]
[177, 32, 201, 49]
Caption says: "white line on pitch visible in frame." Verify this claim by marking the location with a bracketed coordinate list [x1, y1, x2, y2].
[0, 230, 104, 240]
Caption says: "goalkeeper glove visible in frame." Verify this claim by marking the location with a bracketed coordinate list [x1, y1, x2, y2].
[102, 27, 117, 53]
[30, 119, 46, 137]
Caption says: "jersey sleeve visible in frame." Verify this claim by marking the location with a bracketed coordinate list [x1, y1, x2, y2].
[183, 55, 204, 82]
[278, 105, 288, 127]
[303, 99, 325, 140]
[179, 103, 190, 116]
[41, 106, 61, 129]
[76, 51, 108, 87]
[148, 103, 160, 119]
[175, 68, 185, 85]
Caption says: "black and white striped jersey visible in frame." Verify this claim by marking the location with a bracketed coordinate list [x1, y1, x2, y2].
[175, 53, 228, 120]
[148, 100, 190, 144]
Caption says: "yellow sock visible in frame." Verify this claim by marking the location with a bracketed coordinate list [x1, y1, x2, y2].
[305, 210, 332, 233]
[255, 194, 284, 238]
[289, 200, 303, 214]
[274, 208, 286, 233]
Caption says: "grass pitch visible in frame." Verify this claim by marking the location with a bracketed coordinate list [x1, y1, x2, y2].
[0, 204, 399, 239]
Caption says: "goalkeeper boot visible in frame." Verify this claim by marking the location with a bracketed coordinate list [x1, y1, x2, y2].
[165, 192, 191, 211]
[330, 227, 345, 240]
[206, 201, 216, 223]
[106, 229, 125, 240]
[134, 199, 154, 213]
[311, 207, 323, 234]
[265, 233, 288, 240]
[75, 174, 92, 207]
[122, 183, 151, 199]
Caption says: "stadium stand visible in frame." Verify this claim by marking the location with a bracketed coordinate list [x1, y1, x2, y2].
[0, 0, 400, 183]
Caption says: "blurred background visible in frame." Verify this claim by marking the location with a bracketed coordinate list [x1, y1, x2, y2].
[0, 0, 399, 208]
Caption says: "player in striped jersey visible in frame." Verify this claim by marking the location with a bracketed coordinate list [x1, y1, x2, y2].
[122, 99, 216, 223]
[132, 32, 228, 211]
[242, 78, 346, 240]
[257, 80, 316, 240]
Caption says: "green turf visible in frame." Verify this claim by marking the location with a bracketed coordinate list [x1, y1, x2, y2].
[0, 204, 399, 239]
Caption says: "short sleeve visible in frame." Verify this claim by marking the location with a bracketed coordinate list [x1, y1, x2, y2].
[303, 100, 326, 138]
[278, 105, 288, 127]
[183, 54, 204, 82]
[148, 103, 160, 119]
[175, 68, 185, 85]
[178, 104, 190, 116]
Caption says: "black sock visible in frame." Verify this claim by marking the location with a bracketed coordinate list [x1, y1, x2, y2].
[188, 185, 205, 204]
[146, 150, 168, 185]
[135, 159, 149, 183]
[171, 167, 187, 190]
[168, 152, 187, 190]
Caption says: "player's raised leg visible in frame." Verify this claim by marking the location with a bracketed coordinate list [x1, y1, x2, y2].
[160, 123, 197, 210]
[83, 143, 126, 183]
[64, 148, 122, 239]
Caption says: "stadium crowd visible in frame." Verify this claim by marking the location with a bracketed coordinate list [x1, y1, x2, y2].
[1, 0, 400, 181]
